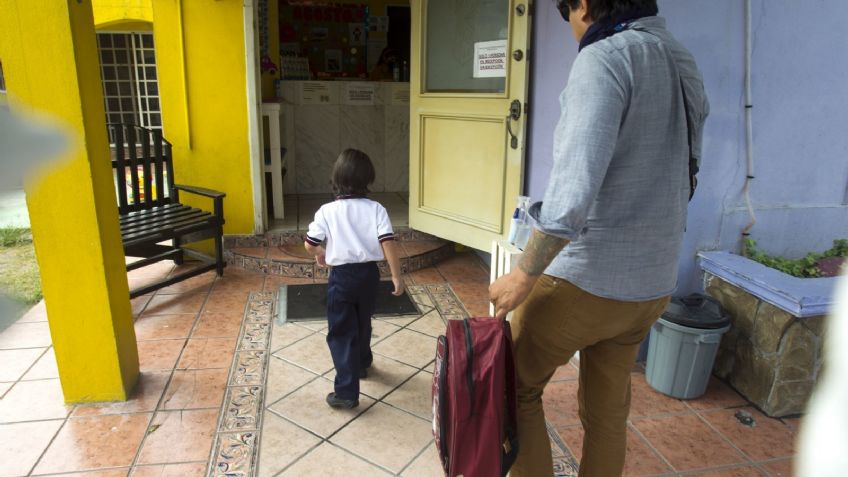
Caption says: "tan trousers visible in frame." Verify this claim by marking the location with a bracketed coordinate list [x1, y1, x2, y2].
[508, 275, 669, 477]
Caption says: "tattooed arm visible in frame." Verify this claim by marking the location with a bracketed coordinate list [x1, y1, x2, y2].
[489, 229, 569, 319]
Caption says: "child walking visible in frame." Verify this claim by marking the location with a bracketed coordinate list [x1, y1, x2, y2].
[304, 149, 404, 409]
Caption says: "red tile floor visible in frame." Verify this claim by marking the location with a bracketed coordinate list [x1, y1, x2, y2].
[0, 253, 799, 476]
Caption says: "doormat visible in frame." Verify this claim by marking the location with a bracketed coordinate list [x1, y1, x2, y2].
[278, 281, 419, 322]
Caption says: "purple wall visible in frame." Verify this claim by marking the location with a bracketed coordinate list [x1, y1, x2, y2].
[525, 0, 848, 295]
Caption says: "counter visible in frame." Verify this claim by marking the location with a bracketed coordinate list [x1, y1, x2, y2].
[271, 80, 410, 194]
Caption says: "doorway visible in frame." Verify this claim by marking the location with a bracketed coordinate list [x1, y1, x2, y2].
[261, 1, 412, 233]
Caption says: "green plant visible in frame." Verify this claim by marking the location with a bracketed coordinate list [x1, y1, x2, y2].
[0, 227, 31, 247]
[0, 227, 41, 305]
[744, 239, 848, 278]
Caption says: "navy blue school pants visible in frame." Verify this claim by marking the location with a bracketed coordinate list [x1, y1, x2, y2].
[326, 261, 379, 400]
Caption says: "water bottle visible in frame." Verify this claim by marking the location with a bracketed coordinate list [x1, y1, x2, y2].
[507, 196, 531, 249]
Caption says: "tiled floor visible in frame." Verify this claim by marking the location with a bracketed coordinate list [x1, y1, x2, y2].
[269, 192, 409, 232]
[0, 253, 801, 476]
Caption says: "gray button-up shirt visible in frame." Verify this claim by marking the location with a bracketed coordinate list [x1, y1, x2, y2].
[530, 16, 709, 301]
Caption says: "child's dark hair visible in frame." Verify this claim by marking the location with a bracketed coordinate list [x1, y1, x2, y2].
[331, 149, 375, 196]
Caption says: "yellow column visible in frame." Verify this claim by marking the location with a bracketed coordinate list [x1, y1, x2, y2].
[0, 0, 138, 402]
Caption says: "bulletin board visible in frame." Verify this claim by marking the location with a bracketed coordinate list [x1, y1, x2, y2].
[279, 2, 370, 79]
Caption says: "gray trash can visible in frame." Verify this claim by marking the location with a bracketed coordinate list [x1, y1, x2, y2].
[645, 294, 730, 399]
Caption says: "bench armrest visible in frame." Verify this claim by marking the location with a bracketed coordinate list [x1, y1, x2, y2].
[174, 184, 226, 199]
[174, 184, 226, 223]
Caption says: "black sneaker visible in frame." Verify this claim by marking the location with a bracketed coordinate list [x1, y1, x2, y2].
[326, 392, 359, 409]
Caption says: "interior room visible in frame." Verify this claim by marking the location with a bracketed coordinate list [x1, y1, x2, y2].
[260, 0, 412, 233]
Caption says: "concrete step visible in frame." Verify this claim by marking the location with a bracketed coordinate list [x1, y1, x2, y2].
[223, 227, 453, 279]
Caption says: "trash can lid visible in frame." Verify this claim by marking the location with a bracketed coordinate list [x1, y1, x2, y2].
[660, 294, 731, 330]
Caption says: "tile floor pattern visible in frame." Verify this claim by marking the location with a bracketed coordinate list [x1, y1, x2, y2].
[0, 253, 801, 476]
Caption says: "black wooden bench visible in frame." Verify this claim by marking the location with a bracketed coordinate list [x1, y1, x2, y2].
[110, 124, 226, 298]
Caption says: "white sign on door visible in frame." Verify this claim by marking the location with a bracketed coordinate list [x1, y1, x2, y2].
[473, 40, 508, 79]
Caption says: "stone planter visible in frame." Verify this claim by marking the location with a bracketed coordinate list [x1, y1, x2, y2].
[699, 251, 838, 417]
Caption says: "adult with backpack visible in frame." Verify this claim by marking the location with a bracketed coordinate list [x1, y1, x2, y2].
[489, 0, 708, 476]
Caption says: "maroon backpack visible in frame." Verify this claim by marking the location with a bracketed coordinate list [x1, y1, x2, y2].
[432, 318, 519, 477]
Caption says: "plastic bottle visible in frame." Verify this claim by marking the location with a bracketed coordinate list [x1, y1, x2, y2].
[392, 63, 400, 82]
[507, 207, 520, 244]
[402, 60, 409, 82]
[514, 196, 532, 250]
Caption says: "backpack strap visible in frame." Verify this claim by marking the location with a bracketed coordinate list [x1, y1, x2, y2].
[500, 320, 520, 476]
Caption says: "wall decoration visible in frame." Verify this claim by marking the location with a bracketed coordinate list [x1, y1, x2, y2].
[310, 27, 328, 42]
[325, 49, 342, 73]
[349, 23, 366, 46]
[258, 0, 269, 57]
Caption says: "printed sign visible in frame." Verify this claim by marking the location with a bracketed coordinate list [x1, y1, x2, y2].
[391, 84, 410, 106]
[300, 82, 336, 104]
[473, 40, 508, 78]
[345, 83, 377, 105]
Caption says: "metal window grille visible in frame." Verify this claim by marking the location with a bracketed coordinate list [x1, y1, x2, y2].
[97, 32, 162, 136]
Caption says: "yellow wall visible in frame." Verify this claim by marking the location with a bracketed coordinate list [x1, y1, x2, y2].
[93, 0, 153, 27]
[91, 0, 256, 234]
[151, 0, 255, 234]
[0, 0, 138, 402]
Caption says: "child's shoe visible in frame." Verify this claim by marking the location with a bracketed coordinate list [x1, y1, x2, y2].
[326, 392, 359, 409]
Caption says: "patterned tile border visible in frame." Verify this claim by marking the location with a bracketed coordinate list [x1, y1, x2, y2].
[209, 285, 578, 476]
[209, 291, 275, 477]
[548, 420, 581, 476]
[224, 241, 454, 279]
[223, 227, 442, 250]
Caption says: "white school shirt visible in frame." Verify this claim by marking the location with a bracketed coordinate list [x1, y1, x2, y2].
[305, 197, 395, 266]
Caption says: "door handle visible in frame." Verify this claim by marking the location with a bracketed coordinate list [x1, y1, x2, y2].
[506, 100, 521, 149]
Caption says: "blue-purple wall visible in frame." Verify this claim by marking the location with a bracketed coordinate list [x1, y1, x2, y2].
[525, 0, 848, 295]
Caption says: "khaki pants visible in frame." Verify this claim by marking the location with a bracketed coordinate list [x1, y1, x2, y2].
[509, 275, 669, 477]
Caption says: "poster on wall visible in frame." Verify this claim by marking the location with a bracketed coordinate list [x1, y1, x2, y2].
[300, 82, 337, 104]
[390, 84, 410, 106]
[349, 23, 366, 46]
[345, 83, 377, 106]
[311, 27, 328, 42]
[473, 40, 508, 78]
[325, 49, 342, 73]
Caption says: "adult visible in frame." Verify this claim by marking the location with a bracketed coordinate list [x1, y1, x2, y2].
[489, 0, 709, 475]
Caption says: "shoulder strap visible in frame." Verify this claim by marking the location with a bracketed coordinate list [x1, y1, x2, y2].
[630, 27, 698, 200]
[678, 77, 698, 200]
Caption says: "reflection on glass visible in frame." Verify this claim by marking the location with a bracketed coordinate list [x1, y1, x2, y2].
[425, 0, 509, 93]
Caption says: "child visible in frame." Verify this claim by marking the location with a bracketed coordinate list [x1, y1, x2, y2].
[304, 148, 404, 409]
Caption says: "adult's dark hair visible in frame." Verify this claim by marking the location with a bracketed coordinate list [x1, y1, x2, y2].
[560, 0, 658, 23]
[331, 148, 375, 196]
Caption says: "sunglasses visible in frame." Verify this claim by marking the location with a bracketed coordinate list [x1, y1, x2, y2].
[556, 0, 570, 22]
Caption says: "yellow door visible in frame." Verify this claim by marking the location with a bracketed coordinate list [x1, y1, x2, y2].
[410, 0, 532, 251]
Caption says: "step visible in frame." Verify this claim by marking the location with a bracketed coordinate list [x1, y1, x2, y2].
[223, 228, 454, 279]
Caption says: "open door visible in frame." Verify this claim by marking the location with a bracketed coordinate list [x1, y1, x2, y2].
[410, 0, 531, 251]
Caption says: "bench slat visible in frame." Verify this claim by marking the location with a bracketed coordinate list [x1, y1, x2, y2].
[122, 215, 218, 247]
[121, 209, 208, 237]
[120, 204, 188, 225]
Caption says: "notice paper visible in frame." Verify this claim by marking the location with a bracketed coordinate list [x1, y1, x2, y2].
[345, 83, 377, 106]
[473, 40, 508, 78]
